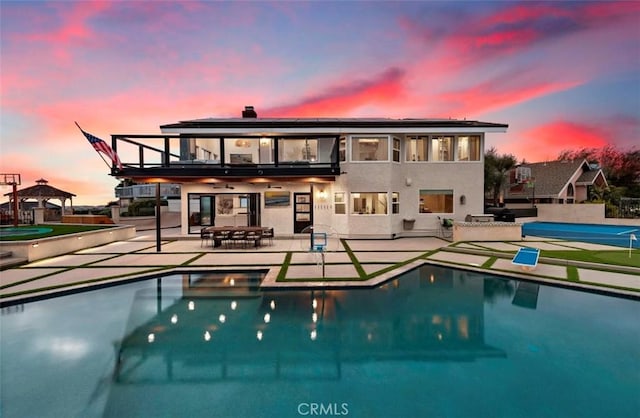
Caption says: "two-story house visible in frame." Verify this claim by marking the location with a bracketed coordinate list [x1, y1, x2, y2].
[110, 107, 507, 238]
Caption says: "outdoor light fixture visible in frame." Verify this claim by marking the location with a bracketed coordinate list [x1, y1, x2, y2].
[147, 333, 155, 343]
[219, 314, 226, 323]
[231, 301, 237, 310]
[188, 301, 195, 311]
[171, 314, 178, 324]
[270, 300, 276, 310]
[264, 313, 271, 323]
[204, 331, 211, 342]
[256, 330, 263, 341]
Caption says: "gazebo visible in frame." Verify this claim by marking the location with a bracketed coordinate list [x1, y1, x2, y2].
[3, 178, 76, 221]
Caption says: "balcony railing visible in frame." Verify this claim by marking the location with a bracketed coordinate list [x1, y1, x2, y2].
[111, 134, 341, 179]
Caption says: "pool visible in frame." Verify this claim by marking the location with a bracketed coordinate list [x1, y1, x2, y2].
[523, 221, 639, 248]
[1, 267, 638, 418]
[0, 226, 53, 238]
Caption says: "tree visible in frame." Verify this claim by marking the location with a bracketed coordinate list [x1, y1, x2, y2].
[484, 147, 517, 206]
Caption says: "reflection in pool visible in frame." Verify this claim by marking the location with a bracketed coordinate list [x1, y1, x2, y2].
[1, 267, 638, 418]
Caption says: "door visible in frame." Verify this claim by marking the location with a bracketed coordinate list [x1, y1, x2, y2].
[294, 192, 313, 233]
[248, 193, 261, 226]
[200, 195, 215, 227]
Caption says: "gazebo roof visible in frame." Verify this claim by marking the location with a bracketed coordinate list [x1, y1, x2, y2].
[3, 179, 76, 199]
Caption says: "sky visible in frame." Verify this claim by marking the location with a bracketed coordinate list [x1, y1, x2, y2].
[1, 0, 639, 206]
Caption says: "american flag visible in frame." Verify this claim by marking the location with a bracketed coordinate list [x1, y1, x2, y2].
[79, 127, 123, 170]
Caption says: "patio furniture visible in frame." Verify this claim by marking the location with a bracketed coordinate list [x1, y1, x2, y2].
[230, 229, 247, 248]
[200, 229, 212, 247]
[245, 229, 263, 248]
[212, 229, 231, 249]
[261, 227, 274, 246]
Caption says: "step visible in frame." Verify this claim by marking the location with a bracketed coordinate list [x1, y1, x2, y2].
[0, 251, 14, 259]
[0, 255, 28, 270]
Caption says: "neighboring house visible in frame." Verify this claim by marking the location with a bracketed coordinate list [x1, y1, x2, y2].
[109, 106, 508, 237]
[504, 159, 608, 205]
[115, 183, 181, 211]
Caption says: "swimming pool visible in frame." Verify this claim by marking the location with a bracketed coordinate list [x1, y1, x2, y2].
[522, 221, 639, 248]
[1, 268, 638, 418]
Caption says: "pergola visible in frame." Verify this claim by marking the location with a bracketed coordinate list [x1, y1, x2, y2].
[3, 178, 76, 214]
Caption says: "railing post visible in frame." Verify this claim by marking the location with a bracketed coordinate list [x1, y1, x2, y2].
[164, 137, 170, 167]
[139, 146, 144, 169]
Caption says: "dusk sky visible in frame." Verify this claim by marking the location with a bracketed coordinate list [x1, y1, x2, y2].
[1, 1, 639, 205]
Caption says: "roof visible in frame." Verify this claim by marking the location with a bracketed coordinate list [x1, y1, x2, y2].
[3, 183, 76, 199]
[506, 159, 604, 198]
[160, 117, 508, 133]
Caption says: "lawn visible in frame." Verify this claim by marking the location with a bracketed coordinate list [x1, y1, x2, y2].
[540, 249, 640, 268]
[0, 224, 116, 241]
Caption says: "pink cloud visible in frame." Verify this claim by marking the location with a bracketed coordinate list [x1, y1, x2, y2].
[514, 121, 609, 162]
[263, 68, 406, 117]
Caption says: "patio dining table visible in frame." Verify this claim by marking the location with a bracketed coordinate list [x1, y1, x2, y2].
[204, 226, 266, 248]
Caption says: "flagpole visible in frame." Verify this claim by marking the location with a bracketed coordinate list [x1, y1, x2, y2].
[75, 121, 113, 170]
[630, 233, 636, 258]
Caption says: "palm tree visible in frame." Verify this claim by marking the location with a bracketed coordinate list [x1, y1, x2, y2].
[484, 147, 517, 206]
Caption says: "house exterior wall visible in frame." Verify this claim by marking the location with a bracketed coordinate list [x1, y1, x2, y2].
[179, 138, 485, 238]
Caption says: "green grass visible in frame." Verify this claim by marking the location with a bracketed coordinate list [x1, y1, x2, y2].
[540, 249, 640, 268]
[0, 224, 116, 241]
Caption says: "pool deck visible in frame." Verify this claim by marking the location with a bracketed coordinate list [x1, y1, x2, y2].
[1, 228, 639, 305]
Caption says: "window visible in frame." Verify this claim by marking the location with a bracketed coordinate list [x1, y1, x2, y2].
[406, 135, 428, 161]
[225, 138, 258, 164]
[339, 137, 346, 162]
[419, 190, 453, 213]
[392, 192, 399, 214]
[457, 135, 481, 161]
[392, 137, 401, 162]
[278, 138, 318, 162]
[351, 192, 388, 215]
[352, 136, 389, 161]
[431, 136, 454, 161]
[334, 192, 346, 214]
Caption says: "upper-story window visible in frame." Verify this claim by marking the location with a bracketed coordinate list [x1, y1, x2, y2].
[339, 137, 346, 162]
[406, 135, 429, 161]
[457, 136, 481, 161]
[431, 136, 454, 161]
[392, 137, 401, 162]
[352, 136, 389, 161]
[278, 139, 318, 163]
[184, 138, 220, 162]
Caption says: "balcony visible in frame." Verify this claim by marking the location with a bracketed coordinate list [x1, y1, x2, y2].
[110, 134, 341, 181]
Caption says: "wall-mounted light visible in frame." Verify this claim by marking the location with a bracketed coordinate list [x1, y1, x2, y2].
[460, 195, 466, 205]
[317, 189, 327, 200]
[405, 177, 412, 187]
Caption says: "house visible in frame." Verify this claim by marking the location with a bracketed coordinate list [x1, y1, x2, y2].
[109, 106, 508, 238]
[504, 159, 608, 205]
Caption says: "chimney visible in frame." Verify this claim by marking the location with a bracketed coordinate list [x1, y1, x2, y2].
[242, 106, 257, 118]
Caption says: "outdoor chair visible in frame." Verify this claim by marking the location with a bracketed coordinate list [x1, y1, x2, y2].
[230, 230, 247, 248]
[200, 229, 212, 247]
[245, 229, 263, 248]
[261, 227, 274, 246]
[213, 229, 231, 249]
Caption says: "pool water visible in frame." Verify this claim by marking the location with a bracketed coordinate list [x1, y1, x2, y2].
[0, 226, 53, 238]
[522, 221, 639, 248]
[1, 267, 638, 418]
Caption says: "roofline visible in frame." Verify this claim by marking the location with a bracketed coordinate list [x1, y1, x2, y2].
[160, 118, 508, 135]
